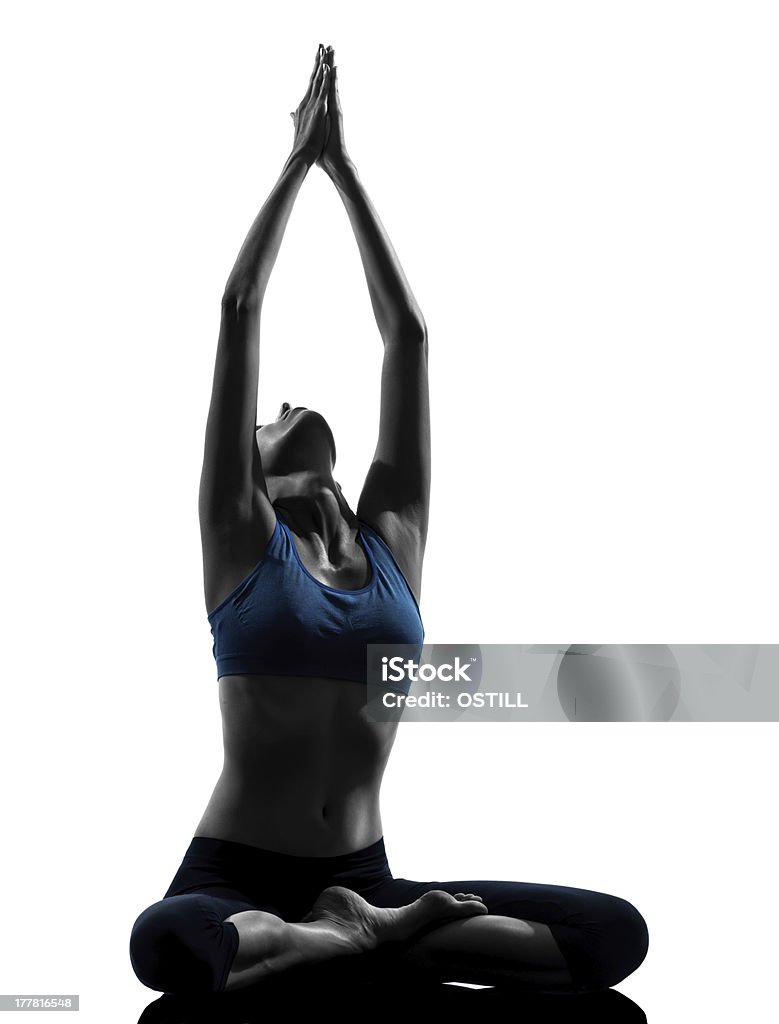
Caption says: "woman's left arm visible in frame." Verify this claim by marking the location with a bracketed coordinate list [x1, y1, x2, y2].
[329, 158, 430, 596]
[328, 158, 428, 340]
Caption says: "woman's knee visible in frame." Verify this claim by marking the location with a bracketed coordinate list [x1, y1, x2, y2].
[129, 895, 240, 995]
[593, 895, 650, 989]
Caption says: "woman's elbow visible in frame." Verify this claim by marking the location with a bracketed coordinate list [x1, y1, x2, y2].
[221, 285, 261, 317]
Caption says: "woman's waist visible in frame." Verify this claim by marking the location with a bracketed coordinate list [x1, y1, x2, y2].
[196, 773, 384, 857]
[165, 828, 393, 911]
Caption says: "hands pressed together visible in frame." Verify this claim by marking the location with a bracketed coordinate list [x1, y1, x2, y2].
[290, 43, 349, 176]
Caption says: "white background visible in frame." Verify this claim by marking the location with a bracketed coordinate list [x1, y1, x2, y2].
[1, 2, 777, 1021]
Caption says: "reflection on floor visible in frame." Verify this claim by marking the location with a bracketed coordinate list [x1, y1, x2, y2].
[138, 978, 646, 1023]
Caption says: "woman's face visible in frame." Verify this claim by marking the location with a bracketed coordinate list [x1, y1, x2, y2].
[256, 403, 336, 476]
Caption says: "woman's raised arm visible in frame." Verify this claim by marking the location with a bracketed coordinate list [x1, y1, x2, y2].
[198, 149, 308, 528]
[318, 53, 426, 342]
[319, 49, 430, 595]
[199, 47, 329, 611]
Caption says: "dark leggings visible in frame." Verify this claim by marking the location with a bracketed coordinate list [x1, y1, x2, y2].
[130, 835, 648, 997]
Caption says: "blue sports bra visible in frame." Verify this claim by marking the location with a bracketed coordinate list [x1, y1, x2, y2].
[207, 510, 425, 685]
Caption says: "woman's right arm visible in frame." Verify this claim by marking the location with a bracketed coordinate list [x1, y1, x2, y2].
[198, 48, 330, 612]
[200, 48, 328, 525]
[198, 152, 311, 613]
[199, 149, 310, 531]
[199, 135, 327, 616]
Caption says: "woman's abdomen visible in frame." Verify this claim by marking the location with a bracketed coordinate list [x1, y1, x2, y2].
[195, 671, 398, 856]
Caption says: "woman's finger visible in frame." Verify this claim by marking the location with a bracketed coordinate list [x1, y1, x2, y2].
[324, 48, 337, 100]
[311, 44, 323, 81]
[303, 45, 323, 104]
[317, 62, 329, 99]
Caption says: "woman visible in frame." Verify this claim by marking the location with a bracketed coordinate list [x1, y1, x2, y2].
[130, 43, 649, 1005]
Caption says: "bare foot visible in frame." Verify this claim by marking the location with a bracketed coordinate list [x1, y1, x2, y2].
[300, 885, 488, 954]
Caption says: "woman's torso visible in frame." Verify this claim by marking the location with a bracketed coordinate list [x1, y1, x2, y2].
[195, 508, 424, 856]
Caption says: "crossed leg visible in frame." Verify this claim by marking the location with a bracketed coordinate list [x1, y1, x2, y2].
[385, 912, 576, 989]
[222, 887, 492, 991]
[131, 873, 648, 998]
[223, 875, 648, 996]
[366, 874, 650, 994]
